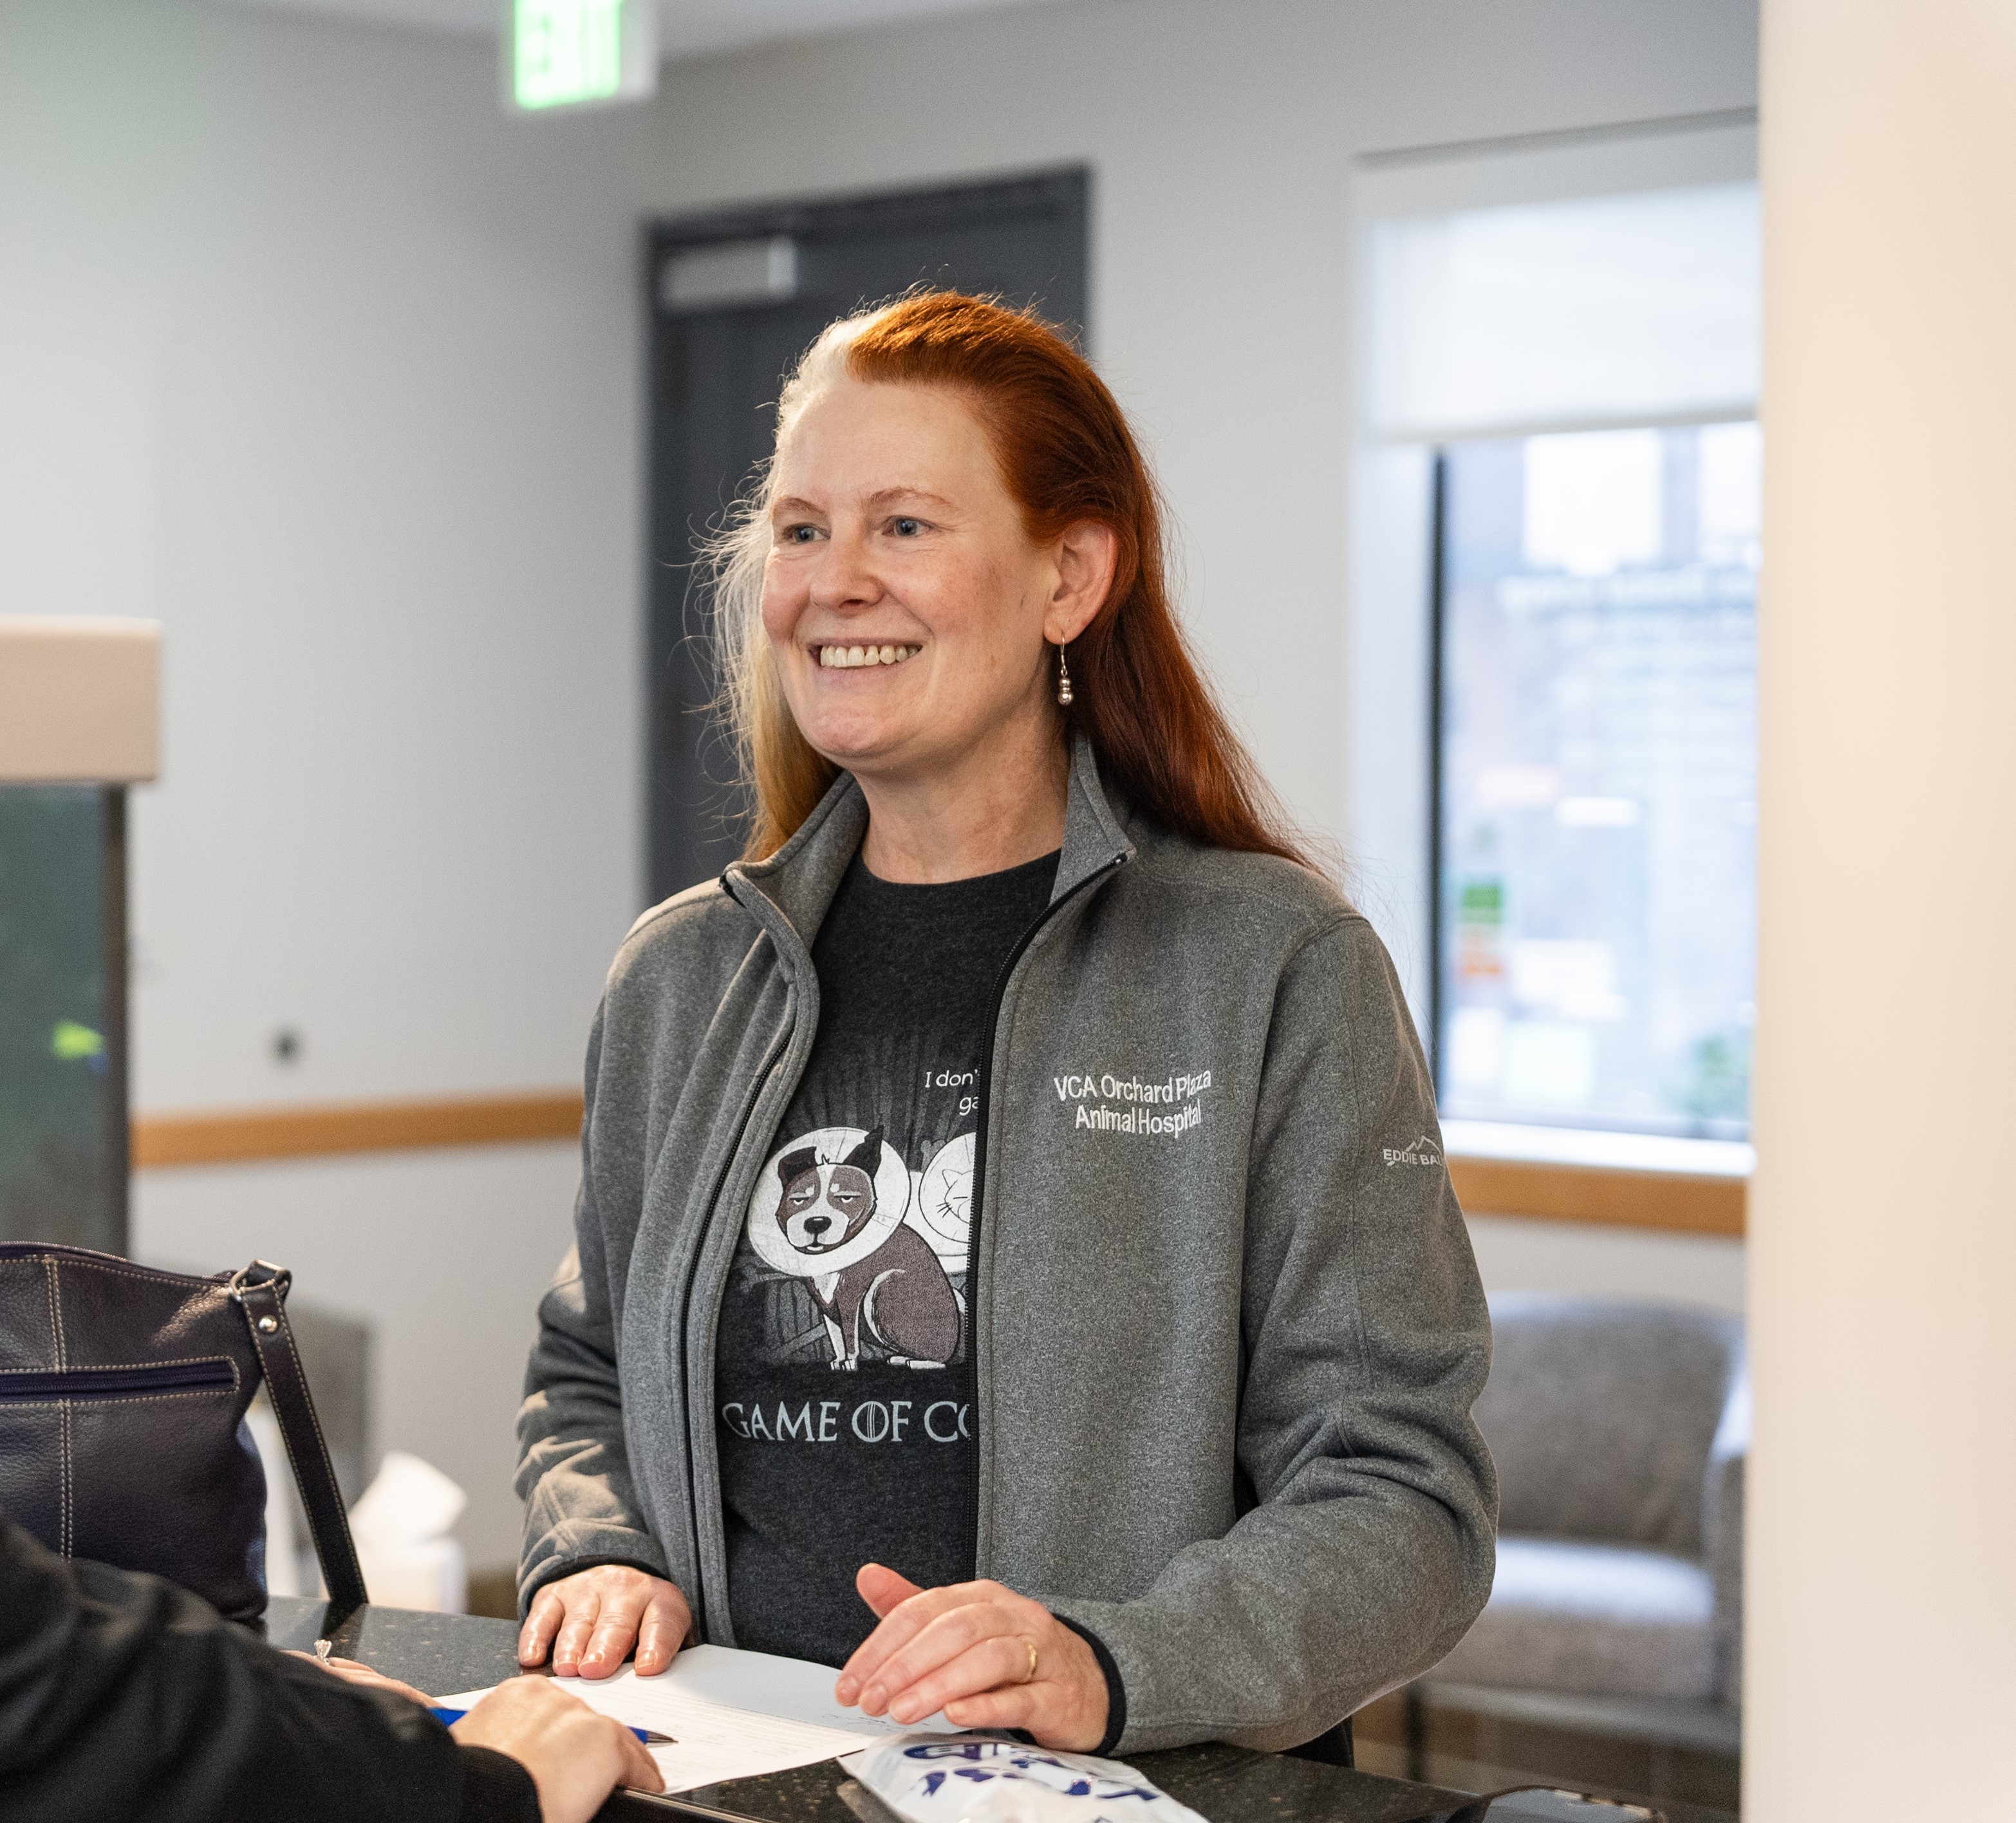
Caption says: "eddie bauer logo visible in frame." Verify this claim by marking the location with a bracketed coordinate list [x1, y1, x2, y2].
[1384, 1134, 1444, 1168]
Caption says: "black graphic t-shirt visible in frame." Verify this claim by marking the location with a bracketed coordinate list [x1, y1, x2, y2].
[714, 847, 1059, 1667]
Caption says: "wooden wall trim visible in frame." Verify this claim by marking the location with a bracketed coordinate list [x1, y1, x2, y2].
[131, 1096, 1745, 1235]
[132, 1091, 584, 1169]
[1449, 1153, 1747, 1236]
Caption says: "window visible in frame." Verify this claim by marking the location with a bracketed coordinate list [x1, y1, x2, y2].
[1434, 424, 1759, 1139]
[1350, 122, 1760, 1166]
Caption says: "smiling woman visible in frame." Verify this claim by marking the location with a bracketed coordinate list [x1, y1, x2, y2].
[709, 294, 1307, 877]
[512, 294, 1496, 1761]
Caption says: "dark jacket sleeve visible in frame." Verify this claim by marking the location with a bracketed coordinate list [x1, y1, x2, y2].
[0, 1513, 539, 1823]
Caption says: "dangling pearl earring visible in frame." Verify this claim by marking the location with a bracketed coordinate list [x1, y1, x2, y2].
[1056, 641, 1075, 707]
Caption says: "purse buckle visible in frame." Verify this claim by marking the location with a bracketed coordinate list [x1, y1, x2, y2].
[226, 1258, 294, 1303]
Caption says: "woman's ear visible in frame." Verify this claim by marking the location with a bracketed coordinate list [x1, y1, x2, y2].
[1045, 521, 1119, 646]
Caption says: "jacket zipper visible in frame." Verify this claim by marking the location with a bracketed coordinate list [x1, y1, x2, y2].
[0, 1360, 235, 1401]
[692, 878, 803, 1638]
[964, 854, 1126, 1575]
[688, 1025, 792, 1640]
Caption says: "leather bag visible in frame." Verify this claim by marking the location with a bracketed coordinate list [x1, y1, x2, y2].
[0, 1242, 368, 1623]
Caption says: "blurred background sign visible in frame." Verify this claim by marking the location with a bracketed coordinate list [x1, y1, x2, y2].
[507, 0, 657, 112]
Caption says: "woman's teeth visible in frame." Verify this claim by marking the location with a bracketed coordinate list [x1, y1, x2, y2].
[817, 643, 919, 669]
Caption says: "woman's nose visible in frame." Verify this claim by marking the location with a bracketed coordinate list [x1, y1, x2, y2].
[808, 527, 881, 610]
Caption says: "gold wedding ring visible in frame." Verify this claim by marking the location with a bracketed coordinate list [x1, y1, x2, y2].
[1024, 1638, 1040, 1683]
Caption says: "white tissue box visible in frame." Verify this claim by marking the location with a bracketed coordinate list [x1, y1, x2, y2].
[355, 1534, 469, 1614]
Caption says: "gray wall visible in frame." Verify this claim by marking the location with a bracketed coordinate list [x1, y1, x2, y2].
[2, 0, 1757, 1569]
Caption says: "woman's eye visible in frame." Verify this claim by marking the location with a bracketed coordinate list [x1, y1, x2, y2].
[785, 524, 820, 544]
[891, 518, 922, 538]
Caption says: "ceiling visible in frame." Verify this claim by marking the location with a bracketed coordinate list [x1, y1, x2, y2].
[205, 0, 1041, 62]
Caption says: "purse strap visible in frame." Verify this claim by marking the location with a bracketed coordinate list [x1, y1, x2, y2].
[229, 1260, 370, 1619]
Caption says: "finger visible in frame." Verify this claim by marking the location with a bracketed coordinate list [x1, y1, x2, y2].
[579, 1605, 642, 1679]
[635, 1587, 687, 1675]
[519, 1586, 566, 1666]
[314, 1657, 407, 1688]
[859, 1602, 1020, 1718]
[615, 1723, 664, 1792]
[298, 1656, 436, 1706]
[882, 1632, 1034, 1727]
[364, 1672, 436, 1706]
[550, 1589, 604, 1676]
[576, 1578, 653, 1677]
[836, 1579, 984, 1705]
[834, 1565, 927, 1704]
[857, 1562, 924, 1620]
[943, 1681, 1041, 1732]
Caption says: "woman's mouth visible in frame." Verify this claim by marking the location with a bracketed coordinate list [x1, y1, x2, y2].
[815, 642, 919, 669]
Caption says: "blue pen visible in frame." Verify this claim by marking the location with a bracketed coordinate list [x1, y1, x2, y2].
[429, 1705, 674, 1745]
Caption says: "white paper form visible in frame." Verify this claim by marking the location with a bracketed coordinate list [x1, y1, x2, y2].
[435, 1643, 950, 1795]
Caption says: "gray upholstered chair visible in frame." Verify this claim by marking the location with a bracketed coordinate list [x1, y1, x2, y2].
[1421, 1294, 1747, 1744]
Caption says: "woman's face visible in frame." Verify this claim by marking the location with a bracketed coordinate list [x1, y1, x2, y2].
[760, 377, 1093, 787]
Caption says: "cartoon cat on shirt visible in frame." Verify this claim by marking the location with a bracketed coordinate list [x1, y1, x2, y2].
[755, 1127, 962, 1370]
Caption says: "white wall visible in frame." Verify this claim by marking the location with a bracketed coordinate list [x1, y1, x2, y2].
[1750, 1, 2016, 1812]
[0, 0, 653, 1567]
[0, 0, 649, 1113]
[4, 0, 1759, 1569]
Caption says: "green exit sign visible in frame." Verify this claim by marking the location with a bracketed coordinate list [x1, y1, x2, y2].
[508, 0, 656, 112]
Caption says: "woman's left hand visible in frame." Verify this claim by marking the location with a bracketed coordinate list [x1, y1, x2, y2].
[834, 1564, 1108, 1752]
[288, 1650, 433, 1708]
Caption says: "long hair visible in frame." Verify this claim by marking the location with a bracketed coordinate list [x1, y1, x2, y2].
[709, 292, 1309, 868]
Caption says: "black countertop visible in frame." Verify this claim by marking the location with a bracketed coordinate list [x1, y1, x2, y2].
[266, 1597, 1478, 1823]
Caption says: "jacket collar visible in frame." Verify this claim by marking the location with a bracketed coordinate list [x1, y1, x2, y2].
[1056, 732, 1135, 895]
[724, 734, 1135, 962]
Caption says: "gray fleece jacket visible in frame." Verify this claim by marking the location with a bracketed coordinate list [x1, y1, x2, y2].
[516, 740, 1496, 1753]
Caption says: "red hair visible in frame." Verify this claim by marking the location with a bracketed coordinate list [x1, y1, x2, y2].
[718, 292, 1308, 869]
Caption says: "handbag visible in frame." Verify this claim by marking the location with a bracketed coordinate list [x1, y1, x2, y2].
[0, 1242, 369, 1623]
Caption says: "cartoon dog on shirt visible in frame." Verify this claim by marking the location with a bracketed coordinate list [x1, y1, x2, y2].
[750, 1126, 962, 1370]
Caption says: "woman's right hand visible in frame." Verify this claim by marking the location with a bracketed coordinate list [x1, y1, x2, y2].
[517, 1565, 692, 1679]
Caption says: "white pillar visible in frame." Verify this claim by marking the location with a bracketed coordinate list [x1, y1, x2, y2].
[1751, 3, 2016, 1815]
